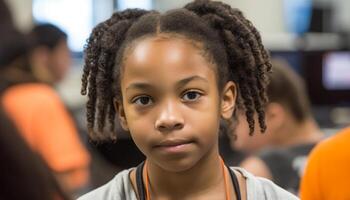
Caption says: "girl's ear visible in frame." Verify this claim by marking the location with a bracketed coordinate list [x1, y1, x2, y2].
[221, 81, 237, 120]
[113, 98, 129, 131]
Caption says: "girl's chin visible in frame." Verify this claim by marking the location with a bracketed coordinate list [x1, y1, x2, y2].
[151, 156, 200, 173]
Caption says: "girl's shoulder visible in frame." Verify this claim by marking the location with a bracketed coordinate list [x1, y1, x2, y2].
[230, 167, 299, 200]
[78, 168, 137, 200]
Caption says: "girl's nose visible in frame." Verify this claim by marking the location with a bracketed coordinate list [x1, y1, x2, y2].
[155, 100, 184, 132]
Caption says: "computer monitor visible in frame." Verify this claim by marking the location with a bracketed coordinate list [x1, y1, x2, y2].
[323, 52, 350, 90]
[303, 51, 350, 106]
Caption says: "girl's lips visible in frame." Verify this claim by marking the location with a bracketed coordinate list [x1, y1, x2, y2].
[154, 139, 194, 153]
[156, 139, 192, 147]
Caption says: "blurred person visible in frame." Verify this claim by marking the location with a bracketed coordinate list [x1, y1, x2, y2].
[26, 23, 148, 191]
[0, 0, 90, 196]
[231, 59, 323, 194]
[27, 23, 71, 85]
[0, 105, 71, 200]
[300, 126, 350, 199]
[27, 23, 137, 190]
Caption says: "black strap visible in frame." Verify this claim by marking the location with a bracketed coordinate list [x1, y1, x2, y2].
[135, 162, 241, 200]
[135, 161, 146, 200]
[228, 166, 242, 200]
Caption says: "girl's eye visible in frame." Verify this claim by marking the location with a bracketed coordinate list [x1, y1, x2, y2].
[133, 96, 153, 106]
[182, 91, 201, 101]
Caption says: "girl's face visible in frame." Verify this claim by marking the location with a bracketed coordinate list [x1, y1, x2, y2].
[116, 36, 236, 172]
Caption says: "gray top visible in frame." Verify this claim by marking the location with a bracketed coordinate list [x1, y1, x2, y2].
[78, 167, 299, 200]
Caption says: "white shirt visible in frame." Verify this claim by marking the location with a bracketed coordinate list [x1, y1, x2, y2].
[78, 167, 299, 200]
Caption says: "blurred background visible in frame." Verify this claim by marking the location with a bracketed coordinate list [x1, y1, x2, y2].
[2, 0, 350, 197]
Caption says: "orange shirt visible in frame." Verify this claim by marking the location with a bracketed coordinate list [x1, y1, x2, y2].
[2, 83, 90, 188]
[300, 127, 350, 200]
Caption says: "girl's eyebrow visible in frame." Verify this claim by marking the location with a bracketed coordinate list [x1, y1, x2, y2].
[175, 75, 208, 89]
[125, 75, 209, 92]
[125, 83, 153, 92]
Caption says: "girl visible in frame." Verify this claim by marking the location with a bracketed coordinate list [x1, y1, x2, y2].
[79, 0, 298, 199]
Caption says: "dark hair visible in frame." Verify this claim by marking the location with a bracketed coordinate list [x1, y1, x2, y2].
[81, 0, 272, 140]
[0, 0, 14, 28]
[268, 59, 311, 123]
[28, 23, 67, 50]
[0, 106, 71, 200]
[0, 29, 30, 68]
[0, 0, 34, 87]
[0, 0, 29, 68]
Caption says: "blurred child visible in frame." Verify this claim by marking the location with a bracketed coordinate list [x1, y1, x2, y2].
[233, 59, 323, 194]
[0, 1, 90, 195]
[27, 23, 71, 85]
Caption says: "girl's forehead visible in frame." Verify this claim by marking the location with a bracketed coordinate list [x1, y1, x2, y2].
[123, 35, 215, 72]
[125, 34, 203, 56]
[133, 38, 192, 62]
[120, 36, 218, 88]
[131, 35, 201, 52]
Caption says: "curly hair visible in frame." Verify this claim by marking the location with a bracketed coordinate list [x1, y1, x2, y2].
[81, 0, 271, 140]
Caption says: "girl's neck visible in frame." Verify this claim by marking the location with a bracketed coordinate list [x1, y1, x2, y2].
[145, 146, 226, 199]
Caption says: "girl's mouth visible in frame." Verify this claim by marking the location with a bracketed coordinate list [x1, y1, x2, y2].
[154, 139, 194, 153]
